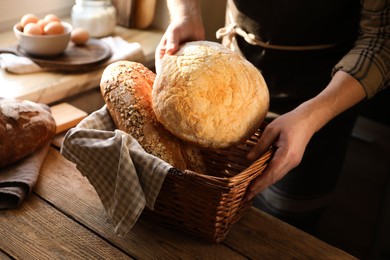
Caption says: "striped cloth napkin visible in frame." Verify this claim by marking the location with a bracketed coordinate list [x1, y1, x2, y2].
[0, 144, 50, 209]
[61, 106, 170, 236]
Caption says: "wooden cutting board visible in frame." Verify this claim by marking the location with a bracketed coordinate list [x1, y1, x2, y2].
[50, 103, 88, 134]
[0, 38, 112, 72]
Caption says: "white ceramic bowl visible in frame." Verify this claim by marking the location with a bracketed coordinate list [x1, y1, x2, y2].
[13, 22, 72, 57]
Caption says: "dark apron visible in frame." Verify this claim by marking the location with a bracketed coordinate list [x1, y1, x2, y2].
[219, 0, 361, 232]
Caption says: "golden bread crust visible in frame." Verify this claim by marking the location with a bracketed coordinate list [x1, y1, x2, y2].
[152, 41, 269, 148]
[100, 61, 206, 173]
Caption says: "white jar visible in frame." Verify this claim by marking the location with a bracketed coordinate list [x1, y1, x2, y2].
[71, 0, 116, 38]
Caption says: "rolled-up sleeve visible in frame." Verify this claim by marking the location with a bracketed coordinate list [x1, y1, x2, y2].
[333, 0, 390, 98]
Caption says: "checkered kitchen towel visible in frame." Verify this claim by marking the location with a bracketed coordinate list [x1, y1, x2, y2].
[61, 105, 170, 236]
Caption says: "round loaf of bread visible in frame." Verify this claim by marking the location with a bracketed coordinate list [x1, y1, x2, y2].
[0, 98, 56, 168]
[100, 61, 206, 173]
[152, 41, 269, 148]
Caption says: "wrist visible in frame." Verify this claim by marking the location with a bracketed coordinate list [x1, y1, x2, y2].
[295, 98, 331, 135]
[294, 70, 366, 134]
[168, 0, 203, 25]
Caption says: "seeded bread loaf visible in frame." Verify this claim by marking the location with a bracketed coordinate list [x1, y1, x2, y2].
[100, 61, 206, 173]
[0, 98, 56, 168]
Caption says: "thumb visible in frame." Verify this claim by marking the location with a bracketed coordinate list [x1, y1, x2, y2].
[165, 32, 180, 55]
[247, 125, 277, 161]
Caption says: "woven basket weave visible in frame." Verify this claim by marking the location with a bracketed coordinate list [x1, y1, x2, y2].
[142, 124, 273, 243]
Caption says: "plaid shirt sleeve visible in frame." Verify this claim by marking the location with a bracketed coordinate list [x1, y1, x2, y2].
[60, 105, 171, 236]
[333, 0, 390, 98]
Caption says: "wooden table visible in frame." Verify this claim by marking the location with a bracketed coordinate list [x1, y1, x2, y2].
[0, 143, 356, 259]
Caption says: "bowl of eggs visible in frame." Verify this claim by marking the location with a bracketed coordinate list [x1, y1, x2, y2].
[13, 14, 74, 57]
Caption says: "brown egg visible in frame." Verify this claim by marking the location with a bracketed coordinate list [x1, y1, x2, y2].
[71, 28, 90, 45]
[43, 21, 64, 35]
[37, 19, 49, 32]
[23, 23, 42, 35]
[20, 14, 39, 28]
[43, 14, 61, 23]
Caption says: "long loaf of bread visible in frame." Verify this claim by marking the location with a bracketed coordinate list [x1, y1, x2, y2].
[100, 61, 205, 173]
[0, 98, 56, 168]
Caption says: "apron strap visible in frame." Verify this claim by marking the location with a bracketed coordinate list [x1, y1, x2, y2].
[216, 0, 338, 51]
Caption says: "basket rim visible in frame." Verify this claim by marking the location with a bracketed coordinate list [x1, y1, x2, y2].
[168, 146, 274, 188]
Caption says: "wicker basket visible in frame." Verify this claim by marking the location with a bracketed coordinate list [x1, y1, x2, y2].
[142, 124, 274, 243]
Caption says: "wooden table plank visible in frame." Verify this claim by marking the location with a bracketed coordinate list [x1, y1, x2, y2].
[50, 102, 88, 134]
[224, 208, 357, 259]
[0, 194, 132, 259]
[34, 147, 246, 259]
[0, 251, 11, 260]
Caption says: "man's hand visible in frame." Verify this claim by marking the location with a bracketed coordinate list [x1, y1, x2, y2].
[245, 71, 366, 201]
[155, 0, 205, 73]
[155, 20, 205, 73]
[245, 108, 315, 200]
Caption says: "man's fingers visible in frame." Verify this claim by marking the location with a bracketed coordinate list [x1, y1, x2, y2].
[165, 31, 180, 55]
[245, 142, 295, 199]
[244, 159, 278, 200]
[247, 125, 277, 161]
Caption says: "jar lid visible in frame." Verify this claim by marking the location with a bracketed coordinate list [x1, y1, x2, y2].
[75, 0, 112, 5]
